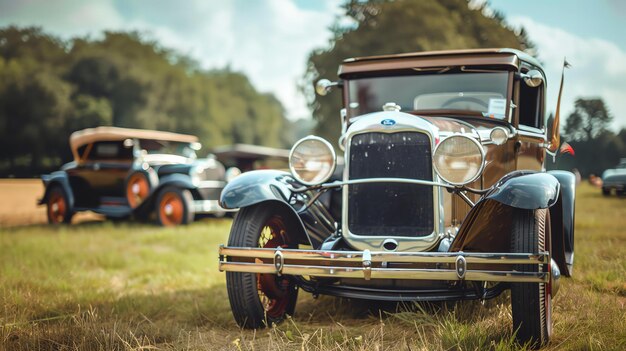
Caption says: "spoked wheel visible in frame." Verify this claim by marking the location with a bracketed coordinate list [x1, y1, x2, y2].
[226, 203, 299, 328]
[46, 185, 73, 224]
[156, 186, 194, 226]
[126, 172, 151, 208]
[510, 209, 552, 349]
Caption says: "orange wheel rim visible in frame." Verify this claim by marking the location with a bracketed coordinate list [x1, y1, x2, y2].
[127, 173, 150, 208]
[256, 217, 294, 318]
[159, 192, 184, 226]
[48, 192, 66, 224]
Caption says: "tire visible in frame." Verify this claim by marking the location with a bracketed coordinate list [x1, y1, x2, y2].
[602, 188, 611, 196]
[226, 203, 299, 328]
[510, 209, 552, 349]
[155, 186, 194, 226]
[46, 185, 73, 224]
[126, 172, 151, 208]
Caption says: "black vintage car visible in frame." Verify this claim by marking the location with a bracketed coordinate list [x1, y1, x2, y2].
[217, 49, 576, 348]
[40, 127, 238, 226]
[602, 158, 626, 196]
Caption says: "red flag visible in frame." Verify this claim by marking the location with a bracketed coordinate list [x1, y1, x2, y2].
[559, 142, 575, 156]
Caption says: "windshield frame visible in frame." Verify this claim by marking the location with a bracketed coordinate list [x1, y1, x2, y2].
[135, 138, 198, 160]
[343, 69, 515, 124]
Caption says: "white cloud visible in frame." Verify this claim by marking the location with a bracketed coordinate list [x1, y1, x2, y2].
[0, 0, 125, 39]
[0, 0, 343, 121]
[509, 16, 626, 132]
[115, 0, 344, 121]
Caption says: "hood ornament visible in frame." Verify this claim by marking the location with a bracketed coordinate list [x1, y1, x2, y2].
[382, 102, 401, 112]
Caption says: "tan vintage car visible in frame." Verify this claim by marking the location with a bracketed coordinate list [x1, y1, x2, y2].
[217, 49, 576, 348]
[40, 127, 238, 226]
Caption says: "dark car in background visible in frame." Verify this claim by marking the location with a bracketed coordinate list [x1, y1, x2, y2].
[218, 49, 576, 348]
[602, 158, 626, 196]
[40, 126, 237, 226]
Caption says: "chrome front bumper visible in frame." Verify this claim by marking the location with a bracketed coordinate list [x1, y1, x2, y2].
[193, 200, 237, 214]
[218, 246, 550, 283]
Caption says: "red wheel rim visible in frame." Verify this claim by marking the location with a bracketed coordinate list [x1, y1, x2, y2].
[257, 217, 295, 318]
[48, 192, 67, 224]
[127, 173, 150, 208]
[159, 192, 184, 226]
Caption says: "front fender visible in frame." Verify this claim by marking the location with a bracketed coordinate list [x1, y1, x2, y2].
[486, 171, 560, 209]
[219, 170, 295, 209]
[220, 170, 325, 247]
[548, 170, 576, 276]
[40, 171, 74, 209]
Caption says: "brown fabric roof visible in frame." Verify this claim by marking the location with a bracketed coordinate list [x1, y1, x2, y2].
[69, 126, 198, 160]
[338, 48, 543, 77]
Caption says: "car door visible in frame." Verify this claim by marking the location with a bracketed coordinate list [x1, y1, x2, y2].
[68, 140, 134, 207]
[515, 64, 546, 171]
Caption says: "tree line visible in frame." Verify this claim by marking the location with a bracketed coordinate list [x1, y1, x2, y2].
[0, 27, 298, 177]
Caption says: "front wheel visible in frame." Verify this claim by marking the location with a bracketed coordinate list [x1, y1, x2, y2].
[155, 186, 194, 226]
[46, 185, 73, 224]
[225, 203, 299, 328]
[510, 209, 552, 349]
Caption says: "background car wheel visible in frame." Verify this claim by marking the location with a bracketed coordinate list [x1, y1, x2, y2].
[225, 203, 299, 328]
[510, 209, 551, 349]
[46, 185, 73, 224]
[155, 186, 194, 226]
[126, 172, 151, 208]
[602, 188, 611, 196]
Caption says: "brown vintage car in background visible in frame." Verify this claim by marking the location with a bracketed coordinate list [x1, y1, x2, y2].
[218, 49, 576, 348]
[40, 127, 238, 226]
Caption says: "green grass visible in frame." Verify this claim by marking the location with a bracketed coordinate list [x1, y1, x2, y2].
[1, 183, 625, 350]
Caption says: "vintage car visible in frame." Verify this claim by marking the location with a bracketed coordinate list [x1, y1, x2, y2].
[40, 126, 237, 226]
[601, 158, 626, 196]
[218, 49, 576, 348]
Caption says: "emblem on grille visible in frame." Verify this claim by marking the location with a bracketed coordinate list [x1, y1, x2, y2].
[381, 119, 396, 126]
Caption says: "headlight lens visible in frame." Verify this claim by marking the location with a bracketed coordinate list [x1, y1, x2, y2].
[289, 136, 336, 185]
[433, 135, 485, 185]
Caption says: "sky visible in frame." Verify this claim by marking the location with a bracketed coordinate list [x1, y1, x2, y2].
[1, 0, 625, 132]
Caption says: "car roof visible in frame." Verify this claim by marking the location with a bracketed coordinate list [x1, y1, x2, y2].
[338, 48, 544, 77]
[69, 126, 199, 160]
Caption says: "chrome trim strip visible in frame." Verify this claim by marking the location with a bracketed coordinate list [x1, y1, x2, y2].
[219, 246, 550, 283]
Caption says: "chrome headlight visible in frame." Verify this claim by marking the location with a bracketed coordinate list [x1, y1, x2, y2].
[433, 135, 485, 185]
[289, 136, 336, 185]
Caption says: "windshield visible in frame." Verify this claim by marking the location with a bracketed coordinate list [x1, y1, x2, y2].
[138, 139, 197, 159]
[348, 72, 510, 118]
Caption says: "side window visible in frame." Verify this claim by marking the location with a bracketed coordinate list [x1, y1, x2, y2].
[87, 141, 133, 161]
[518, 67, 544, 129]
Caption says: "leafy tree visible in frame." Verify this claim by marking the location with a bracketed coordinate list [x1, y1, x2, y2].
[0, 27, 291, 176]
[563, 98, 612, 142]
[303, 0, 534, 145]
[555, 98, 623, 176]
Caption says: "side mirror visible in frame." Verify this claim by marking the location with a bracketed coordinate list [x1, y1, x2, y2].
[315, 79, 338, 96]
[522, 70, 544, 88]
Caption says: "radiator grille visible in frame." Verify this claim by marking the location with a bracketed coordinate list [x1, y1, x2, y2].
[348, 132, 434, 237]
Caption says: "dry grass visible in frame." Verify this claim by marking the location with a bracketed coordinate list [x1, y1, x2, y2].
[0, 181, 625, 350]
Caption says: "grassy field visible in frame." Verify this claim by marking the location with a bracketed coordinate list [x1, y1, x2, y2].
[1, 182, 625, 350]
